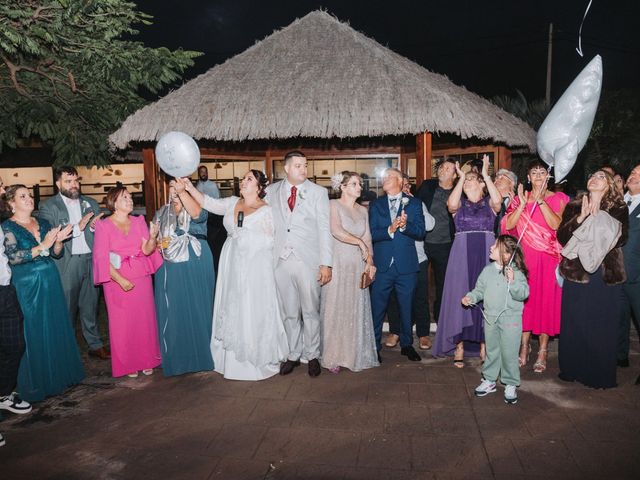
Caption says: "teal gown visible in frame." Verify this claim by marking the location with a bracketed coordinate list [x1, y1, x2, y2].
[2, 218, 85, 403]
[154, 208, 215, 376]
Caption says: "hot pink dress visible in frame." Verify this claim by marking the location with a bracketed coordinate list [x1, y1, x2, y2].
[93, 215, 163, 377]
[501, 192, 569, 336]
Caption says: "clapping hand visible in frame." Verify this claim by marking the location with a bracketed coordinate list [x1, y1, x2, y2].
[78, 211, 94, 231]
[149, 221, 160, 240]
[42, 227, 60, 249]
[89, 212, 104, 230]
[56, 224, 74, 242]
[516, 183, 529, 208]
[454, 161, 465, 178]
[577, 194, 600, 223]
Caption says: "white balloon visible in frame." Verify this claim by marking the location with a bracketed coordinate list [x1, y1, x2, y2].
[155, 131, 200, 178]
[537, 55, 602, 182]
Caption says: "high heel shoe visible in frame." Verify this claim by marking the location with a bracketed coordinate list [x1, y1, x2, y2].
[533, 348, 547, 373]
[518, 343, 531, 368]
[453, 344, 464, 369]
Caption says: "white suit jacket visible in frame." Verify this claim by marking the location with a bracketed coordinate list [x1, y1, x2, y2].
[265, 179, 333, 269]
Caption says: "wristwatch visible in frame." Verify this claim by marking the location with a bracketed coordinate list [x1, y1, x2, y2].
[537, 199, 545, 206]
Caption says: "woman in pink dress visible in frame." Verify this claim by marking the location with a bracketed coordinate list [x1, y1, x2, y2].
[502, 160, 569, 373]
[93, 187, 163, 378]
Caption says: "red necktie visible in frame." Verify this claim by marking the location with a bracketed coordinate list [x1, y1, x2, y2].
[288, 185, 297, 211]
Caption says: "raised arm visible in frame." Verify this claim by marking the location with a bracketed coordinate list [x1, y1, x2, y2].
[481, 155, 502, 213]
[447, 162, 465, 214]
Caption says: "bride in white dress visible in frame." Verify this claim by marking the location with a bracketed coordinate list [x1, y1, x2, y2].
[177, 171, 289, 380]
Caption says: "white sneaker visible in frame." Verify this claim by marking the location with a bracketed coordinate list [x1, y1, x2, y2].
[474, 379, 497, 397]
[504, 385, 518, 404]
[0, 392, 32, 414]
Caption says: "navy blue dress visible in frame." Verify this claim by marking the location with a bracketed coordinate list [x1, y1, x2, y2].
[2, 218, 85, 402]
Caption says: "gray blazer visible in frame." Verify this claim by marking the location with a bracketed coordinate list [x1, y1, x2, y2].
[38, 194, 102, 271]
[265, 179, 332, 270]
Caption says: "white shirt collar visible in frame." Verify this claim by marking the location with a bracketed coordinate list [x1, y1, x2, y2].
[388, 193, 402, 201]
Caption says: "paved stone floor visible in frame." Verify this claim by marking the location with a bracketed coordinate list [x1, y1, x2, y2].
[1, 339, 639, 480]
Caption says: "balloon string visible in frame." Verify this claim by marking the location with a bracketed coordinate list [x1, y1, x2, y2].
[576, 0, 594, 57]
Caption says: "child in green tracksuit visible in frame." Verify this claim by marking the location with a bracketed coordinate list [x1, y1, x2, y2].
[462, 234, 529, 404]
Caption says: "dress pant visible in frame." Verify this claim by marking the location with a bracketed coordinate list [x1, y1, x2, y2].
[274, 256, 321, 362]
[388, 260, 430, 337]
[617, 281, 640, 361]
[370, 263, 418, 349]
[424, 242, 452, 324]
[0, 284, 25, 396]
[61, 254, 102, 350]
[482, 314, 521, 386]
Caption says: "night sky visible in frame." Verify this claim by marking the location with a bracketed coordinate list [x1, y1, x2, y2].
[134, 0, 640, 102]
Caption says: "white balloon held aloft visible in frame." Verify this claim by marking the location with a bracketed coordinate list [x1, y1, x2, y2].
[536, 55, 602, 183]
[155, 131, 200, 178]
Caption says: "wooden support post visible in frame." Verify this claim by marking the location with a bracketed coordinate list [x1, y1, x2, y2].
[497, 146, 512, 171]
[265, 149, 273, 181]
[415, 131, 432, 187]
[142, 148, 168, 221]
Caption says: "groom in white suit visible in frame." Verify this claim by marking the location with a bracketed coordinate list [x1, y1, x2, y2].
[265, 151, 333, 377]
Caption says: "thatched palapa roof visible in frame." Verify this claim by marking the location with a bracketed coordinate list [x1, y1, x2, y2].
[110, 10, 536, 150]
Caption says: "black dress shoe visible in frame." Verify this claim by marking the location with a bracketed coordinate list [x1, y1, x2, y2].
[377, 352, 383, 364]
[279, 360, 300, 376]
[401, 346, 421, 362]
[308, 358, 321, 377]
[617, 358, 630, 368]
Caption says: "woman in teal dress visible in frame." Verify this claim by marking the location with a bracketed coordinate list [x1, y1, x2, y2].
[1, 185, 85, 402]
[153, 182, 215, 376]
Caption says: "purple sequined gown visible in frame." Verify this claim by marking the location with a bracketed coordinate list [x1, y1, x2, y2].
[433, 196, 496, 357]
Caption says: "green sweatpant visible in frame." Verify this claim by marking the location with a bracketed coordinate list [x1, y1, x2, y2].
[482, 314, 522, 386]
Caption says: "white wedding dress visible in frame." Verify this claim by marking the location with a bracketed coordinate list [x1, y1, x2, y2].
[202, 196, 289, 380]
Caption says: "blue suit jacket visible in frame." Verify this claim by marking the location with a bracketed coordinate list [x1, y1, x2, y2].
[369, 194, 426, 274]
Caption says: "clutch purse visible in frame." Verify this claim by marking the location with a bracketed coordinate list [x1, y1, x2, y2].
[360, 270, 373, 289]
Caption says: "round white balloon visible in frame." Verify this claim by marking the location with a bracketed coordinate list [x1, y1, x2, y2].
[155, 131, 200, 178]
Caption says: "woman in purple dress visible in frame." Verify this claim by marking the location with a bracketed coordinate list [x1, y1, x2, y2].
[432, 156, 502, 366]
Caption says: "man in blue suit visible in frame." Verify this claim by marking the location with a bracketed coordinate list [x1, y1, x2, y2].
[369, 168, 426, 362]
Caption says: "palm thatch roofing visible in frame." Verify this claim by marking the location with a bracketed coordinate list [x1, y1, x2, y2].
[110, 10, 536, 151]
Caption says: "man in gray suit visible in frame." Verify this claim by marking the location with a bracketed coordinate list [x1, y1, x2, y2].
[618, 164, 640, 371]
[265, 151, 332, 377]
[39, 166, 108, 359]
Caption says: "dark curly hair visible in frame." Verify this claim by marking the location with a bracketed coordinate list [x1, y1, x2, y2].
[248, 169, 268, 199]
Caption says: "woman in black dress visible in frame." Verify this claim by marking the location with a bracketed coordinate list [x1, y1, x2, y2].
[557, 170, 628, 389]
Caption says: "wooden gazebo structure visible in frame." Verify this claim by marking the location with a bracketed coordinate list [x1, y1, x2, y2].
[110, 10, 535, 219]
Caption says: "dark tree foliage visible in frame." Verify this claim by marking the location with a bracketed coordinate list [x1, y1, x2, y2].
[0, 0, 201, 166]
